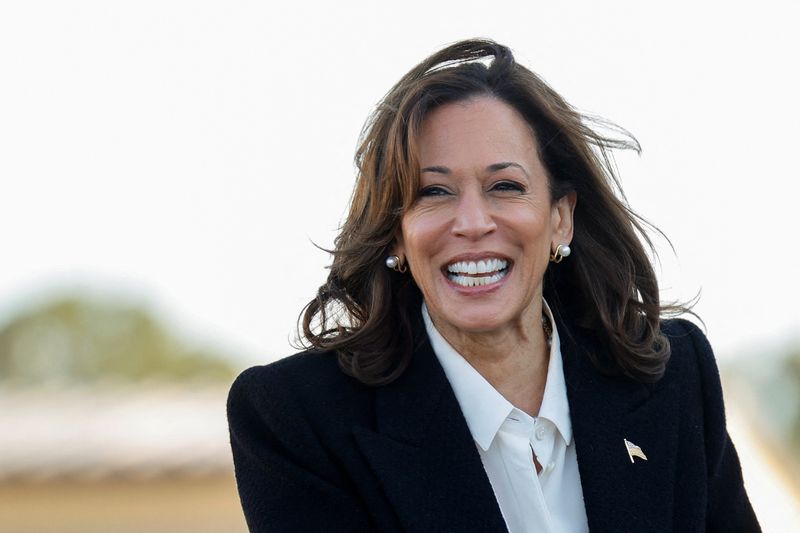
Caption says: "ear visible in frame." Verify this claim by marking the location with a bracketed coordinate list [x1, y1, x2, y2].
[391, 230, 406, 262]
[550, 191, 577, 246]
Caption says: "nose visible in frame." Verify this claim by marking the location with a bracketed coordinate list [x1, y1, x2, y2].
[450, 189, 497, 240]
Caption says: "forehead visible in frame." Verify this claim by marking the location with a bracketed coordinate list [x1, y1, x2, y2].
[416, 97, 540, 168]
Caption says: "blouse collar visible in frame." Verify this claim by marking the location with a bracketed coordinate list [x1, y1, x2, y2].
[422, 300, 573, 451]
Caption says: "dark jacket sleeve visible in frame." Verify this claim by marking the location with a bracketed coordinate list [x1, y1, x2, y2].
[681, 321, 760, 532]
[226, 365, 372, 532]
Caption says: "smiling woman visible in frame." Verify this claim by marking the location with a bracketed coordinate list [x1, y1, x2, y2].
[227, 39, 760, 532]
[398, 98, 573, 340]
[396, 97, 575, 416]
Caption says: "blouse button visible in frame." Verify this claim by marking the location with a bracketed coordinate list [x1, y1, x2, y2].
[535, 426, 546, 440]
[546, 462, 555, 472]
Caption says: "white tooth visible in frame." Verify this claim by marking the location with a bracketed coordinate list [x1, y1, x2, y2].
[451, 271, 510, 287]
[449, 259, 509, 280]
[448, 259, 509, 275]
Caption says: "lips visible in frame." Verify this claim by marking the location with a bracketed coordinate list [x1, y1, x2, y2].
[444, 257, 510, 287]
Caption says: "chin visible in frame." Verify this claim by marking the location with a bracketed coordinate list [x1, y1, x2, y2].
[432, 304, 512, 335]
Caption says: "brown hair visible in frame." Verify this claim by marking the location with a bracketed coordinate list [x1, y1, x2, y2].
[300, 39, 687, 385]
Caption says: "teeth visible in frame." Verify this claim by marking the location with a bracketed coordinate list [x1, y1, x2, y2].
[446, 258, 509, 287]
[447, 258, 508, 274]
[449, 271, 506, 287]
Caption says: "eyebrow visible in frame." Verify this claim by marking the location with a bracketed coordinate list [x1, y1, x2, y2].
[420, 161, 530, 178]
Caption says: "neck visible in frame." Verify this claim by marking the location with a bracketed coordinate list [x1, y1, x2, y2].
[431, 305, 551, 417]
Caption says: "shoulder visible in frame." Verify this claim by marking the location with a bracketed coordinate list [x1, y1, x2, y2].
[660, 318, 721, 390]
[660, 317, 730, 461]
[661, 317, 712, 355]
[226, 351, 382, 531]
[658, 322, 760, 529]
[227, 349, 374, 435]
[659, 318, 723, 405]
[229, 349, 352, 401]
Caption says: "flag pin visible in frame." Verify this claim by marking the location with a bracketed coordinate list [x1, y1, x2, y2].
[624, 438, 648, 463]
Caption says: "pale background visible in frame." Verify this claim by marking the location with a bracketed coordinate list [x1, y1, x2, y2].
[3, 0, 798, 363]
[1, 0, 798, 531]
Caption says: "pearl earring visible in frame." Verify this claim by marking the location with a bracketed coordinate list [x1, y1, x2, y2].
[385, 255, 407, 273]
[550, 244, 571, 263]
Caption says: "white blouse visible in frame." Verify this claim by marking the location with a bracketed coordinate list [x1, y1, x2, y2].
[423, 302, 589, 533]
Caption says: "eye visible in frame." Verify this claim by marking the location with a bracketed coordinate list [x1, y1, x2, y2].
[490, 180, 526, 193]
[419, 185, 451, 197]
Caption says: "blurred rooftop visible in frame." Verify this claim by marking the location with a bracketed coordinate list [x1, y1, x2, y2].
[0, 383, 232, 481]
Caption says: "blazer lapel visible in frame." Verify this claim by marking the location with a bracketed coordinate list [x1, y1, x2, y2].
[559, 320, 680, 532]
[353, 337, 508, 532]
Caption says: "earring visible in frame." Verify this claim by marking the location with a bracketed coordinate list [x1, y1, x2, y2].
[549, 244, 571, 264]
[385, 255, 407, 273]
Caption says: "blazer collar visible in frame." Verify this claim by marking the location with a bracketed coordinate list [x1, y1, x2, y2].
[353, 335, 509, 532]
[556, 314, 680, 532]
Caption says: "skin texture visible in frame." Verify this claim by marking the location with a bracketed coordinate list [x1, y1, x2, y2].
[395, 97, 576, 415]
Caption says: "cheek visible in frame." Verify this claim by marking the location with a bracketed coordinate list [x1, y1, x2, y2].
[503, 204, 552, 240]
[401, 213, 444, 263]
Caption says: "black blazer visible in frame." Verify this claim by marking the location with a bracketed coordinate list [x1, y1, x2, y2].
[227, 317, 760, 532]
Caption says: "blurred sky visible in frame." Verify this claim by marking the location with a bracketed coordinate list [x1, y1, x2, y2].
[1, 0, 798, 364]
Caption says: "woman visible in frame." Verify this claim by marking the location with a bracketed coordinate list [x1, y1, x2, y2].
[228, 39, 759, 532]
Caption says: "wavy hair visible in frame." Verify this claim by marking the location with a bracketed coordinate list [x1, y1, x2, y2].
[300, 39, 687, 385]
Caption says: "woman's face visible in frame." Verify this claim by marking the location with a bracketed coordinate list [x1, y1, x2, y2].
[396, 96, 575, 337]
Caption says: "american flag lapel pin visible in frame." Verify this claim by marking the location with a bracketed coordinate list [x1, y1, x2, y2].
[624, 438, 648, 463]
